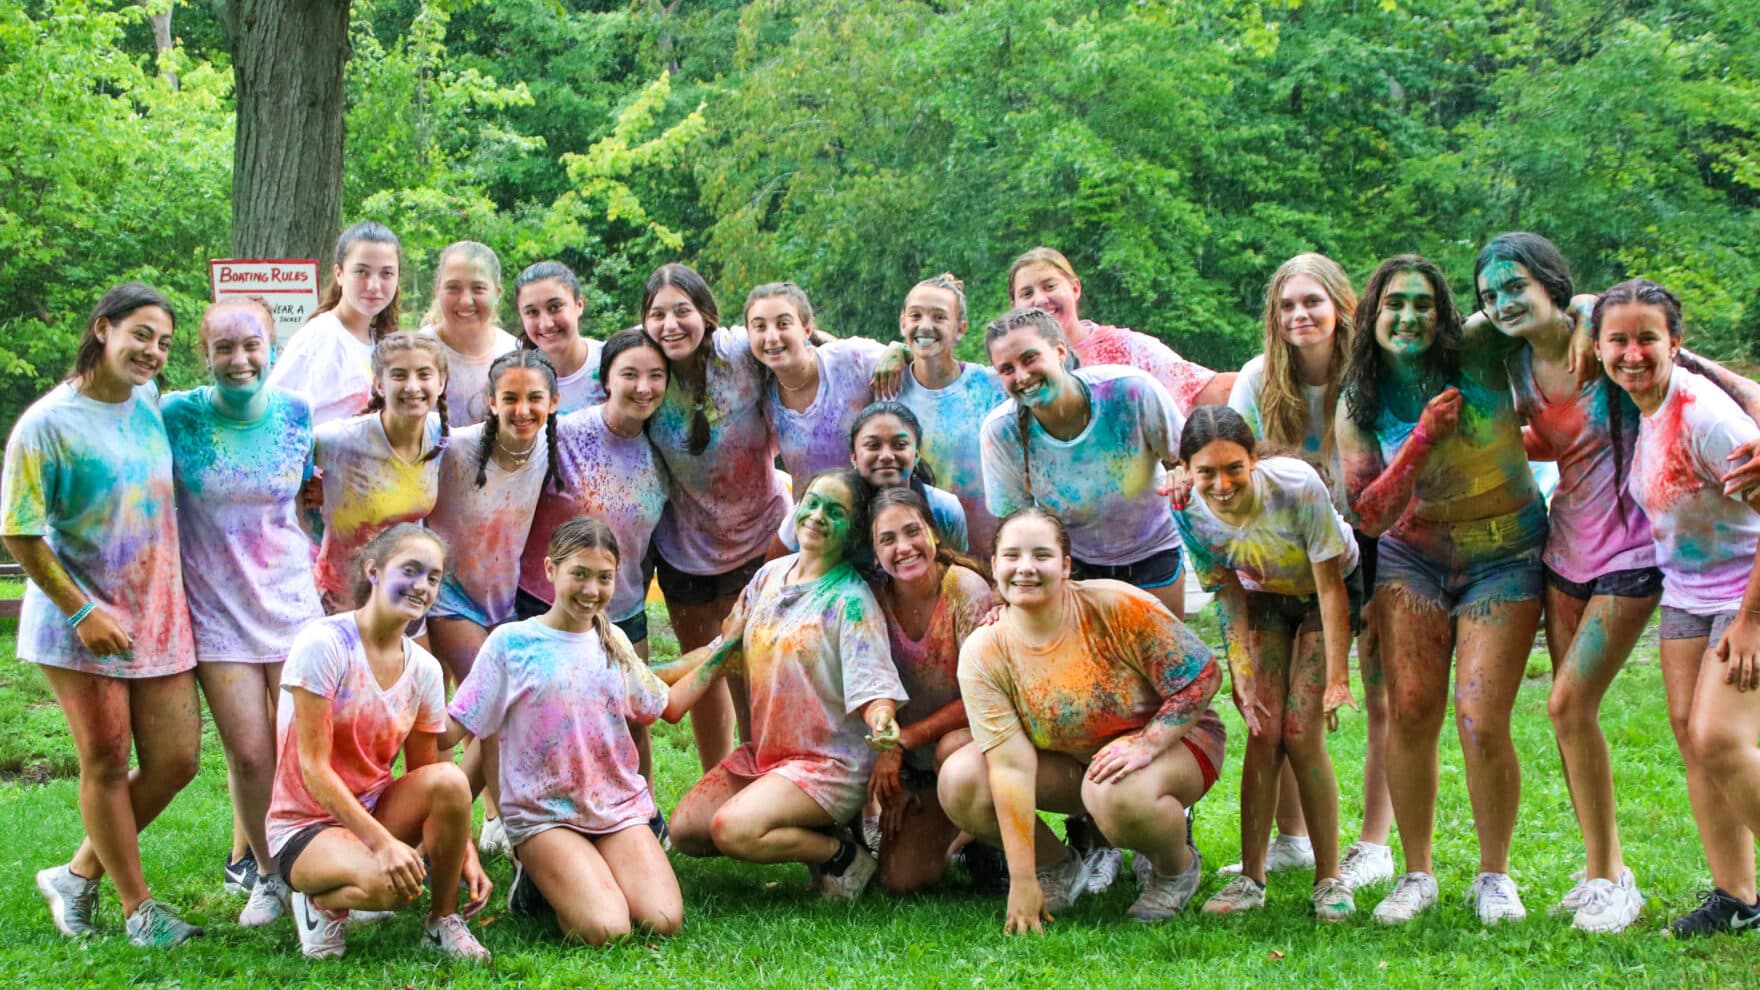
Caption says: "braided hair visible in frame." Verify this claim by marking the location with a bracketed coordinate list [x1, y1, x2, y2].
[473, 349, 562, 492]
[361, 331, 451, 462]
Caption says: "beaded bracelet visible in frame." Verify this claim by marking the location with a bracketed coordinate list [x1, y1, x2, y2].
[66, 601, 97, 627]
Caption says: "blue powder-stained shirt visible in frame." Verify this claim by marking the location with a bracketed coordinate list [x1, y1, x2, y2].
[897, 363, 1007, 557]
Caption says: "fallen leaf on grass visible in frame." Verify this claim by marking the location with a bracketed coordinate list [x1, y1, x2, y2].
[1268, 950, 1285, 961]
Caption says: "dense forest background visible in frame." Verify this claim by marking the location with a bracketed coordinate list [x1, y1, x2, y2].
[4, 0, 1757, 428]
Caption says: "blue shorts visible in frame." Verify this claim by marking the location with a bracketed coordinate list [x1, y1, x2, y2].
[1377, 501, 1547, 615]
[1071, 546, 1184, 591]
[429, 574, 496, 627]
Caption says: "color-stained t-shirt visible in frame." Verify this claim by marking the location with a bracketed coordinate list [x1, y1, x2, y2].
[266, 614, 447, 855]
[518, 407, 669, 624]
[419, 326, 519, 428]
[959, 579, 1217, 759]
[1629, 367, 1760, 612]
[1228, 354, 1343, 509]
[2, 382, 194, 677]
[981, 366, 1184, 566]
[267, 311, 374, 426]
[779, 482, 968, 556]
[766, 337, 887, 496]
[1073, 320, 1215, 415]
[162, 386, 322, 662]
[880, 564, 996, 769]
[554, 339, 606, 415]
[426, 422, 549, 627]
[312, 413, 444, 603]
[1508, 349, 1655, 584]
[648, 327, 790, 573]
[897, 363, 1008, 557]
[1175, 456, 1357, 596]
[449, 619, 665, 843]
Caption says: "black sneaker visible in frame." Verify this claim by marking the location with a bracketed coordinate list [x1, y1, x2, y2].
[961, 842, 1010, 896]
[506, 859, 552, 916]
[1671, 887, 1760, 937]
[648, 810, 669, 846]
[224, 850, 259, 896]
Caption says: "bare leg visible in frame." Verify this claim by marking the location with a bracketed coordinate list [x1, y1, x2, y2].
[1675, 640, 1760, 901]
[1236, 626, 1295, 885]
[1357, 597, 1394, 844]
[1453, 598, 1542, 874]
[1082, 740, 1208, 877]
[664, 594, 741, 770]
[1146, 579, 1185, 622]
[1286, 626, 1341, 880]
[1378, 590, 1454, 876]
[517, 825, 682, 943]
[707, 774, 839, 865]
[196, 661, 284, 876]
[938, 742, 1087, 871]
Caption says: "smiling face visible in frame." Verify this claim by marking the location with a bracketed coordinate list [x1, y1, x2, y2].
[435, 254, 499, 336]
[545, 546, 618, 626]
[899, 284, 965, 362]
[517, 277, 584, 360]
[1188, 439, 1257, 522]
[96, 305, 175, 387]
[376, 348, 443, 419]
[992, 515, 1069, 609]
[872, 502, 937, 584]
[1374, 270, 1440, 357]
[644, 284, 707, 361]
[202, 304, 273, 398]
[1596, 301, 1678, 401]
[335, 242, 400, 320]
[794, 475, 857, 558]
[1010, 262, 1082, 338]
[369, 537, 446, 621]
[1476, 259, 1559, 339]
[489, 366, 557, 446]
[1278, 273, 1337, 351]
[746, 295, 812, 372]
[605, 345, 669, 423]
[850, 413, 919, 487]
[987, 326, 1069, 410]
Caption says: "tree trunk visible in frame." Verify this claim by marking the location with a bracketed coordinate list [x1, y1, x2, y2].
[143, 1, 176, 88]
[225, 0, 352, 268]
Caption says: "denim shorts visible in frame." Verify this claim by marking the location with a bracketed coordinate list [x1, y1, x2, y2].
[1544, 565, 1664, 602]
[1658, 606, 1737, 643]
[1070, 546, 1184, 591]
[1376, 501, 1547, 615]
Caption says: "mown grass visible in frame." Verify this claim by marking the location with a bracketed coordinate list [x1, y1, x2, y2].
[0, 606, 1754, 988]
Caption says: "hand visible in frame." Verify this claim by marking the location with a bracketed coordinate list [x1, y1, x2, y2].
[1323, 682, 1358, 732]
[977, 602, 1004, 627]
[1713, 614, 1760, 692]
[870, 344, 908, 400]
[1567, 293, 1601, 386]
[880, 782, 918, 838]
[298, 470, 325, 511]
[371, 838, 427, 902]
[1231, 674, 1270, 737]
[1415, 387, 1463, 443]
[460, 845, 493, 918]
[1086, 732, 1158, 784]
[73, 606, 132, 658]
[1159, 464, 1194, 511]
[1003, 880, 1051, 935]
[866, 707, 901, 750]
[868, 748, 904, 807]
[719, 607, 747, 645]
[1721, 438, 1760, 497]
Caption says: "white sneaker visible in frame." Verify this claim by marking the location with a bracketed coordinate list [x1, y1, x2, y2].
[1372, 871, 1439, 924]
[1036, 849, 1094, 914]
[1469, 871, 1528, 925]
[124, 898, 203, 948]
[1127, 848, 1203, 923]
[1218, 833, 1314, 875]
[1203, 875, 1267, 916]
[1338, 840, 1395, 890]
[424, 913, 491, 962]
[1084, 848, 1123, 894]
[239, 872, 291, 928]
[36, 865, 99, 938]
[347, 908, 397, 927]
[860, 815, 883, 854]
[291, 891, 347, 959]
[1551, 869, 1591, 915]
[820, 847, 878, 902]
[478, 816, 510, 860]
[1312, 876, 1356, 922]
[1573, 873, 1644, 933]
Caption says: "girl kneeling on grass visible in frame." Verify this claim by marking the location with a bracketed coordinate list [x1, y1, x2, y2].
[1173, 406, 1358, 921]
[267, 524, 491, 962]
[660, 468, 908, 901]
[8, 284, 203, 947]
[940, 507, 1226, 933]
[1592, 279, 1760, 937]
[443, 517, 681, 944]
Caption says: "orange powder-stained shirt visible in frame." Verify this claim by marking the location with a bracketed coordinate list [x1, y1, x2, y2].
[958, 579, 1217, 759]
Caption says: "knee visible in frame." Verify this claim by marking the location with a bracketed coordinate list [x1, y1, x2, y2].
[936, 749, 988, 829]
[357, 872, 403, 911]
[413, 762, 473, 819]
[147, 742, 201, 791]
[1667, 708, 1694, 751]
[637, 905, 683, 938]
[708, 807, 762, 858]
[560, 910, 631, 947]
[1387, 690, 1441, 731]
[1688, 710, 1742, 773]
[1546, 685, 1598, 740]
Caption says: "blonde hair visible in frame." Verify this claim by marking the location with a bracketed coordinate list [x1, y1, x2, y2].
[1006, 246, 1079, 301]
[362, 331, 452, 461]
[1258, 253, 1355, 464]
[423, 241, 504, 330]
[548, 517, 643, 668]
[198, 296, 276, 350]
[909, 272, 967, 324]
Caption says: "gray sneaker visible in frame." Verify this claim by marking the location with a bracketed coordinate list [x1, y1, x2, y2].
[36, 865, 99, 938]
[1127, 848, 1203, 922]
[238, 872, 290, 928]
[1037, 849, 1094, 914]
[124, 898, 203, 948]
[820, 847, 878, 902]
[1084, 847, 1123, 895]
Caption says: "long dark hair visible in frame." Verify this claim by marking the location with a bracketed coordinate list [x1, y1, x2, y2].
[1341, 254, 1463, 431]
[868, 486, 991, 583]
[984, 307, 1072, 504]
[68, 282, 175, 383]
[473, 349, 562, 492]
[849, 400, 937, 489]
[360, 332, 451, 462]
[317, 221, 402, 342]
[1472, 232, 1573, 315]
[514, 261, 584, 350]
[798, 466, 872, 565]
[641, 263, 720, 455]
[598, 326, 670, 439]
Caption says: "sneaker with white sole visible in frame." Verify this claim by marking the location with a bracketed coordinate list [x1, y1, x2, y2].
[1337, 840, 1395, 890]
[1203, 874, 1267, 916]
[1372, 871, 1439, 924]
[1573, 873, 1644, 933]
[1550, 869, 1590, 916]
[239, 872, 291, 928]
[125, 898, 203, 948]
[1084, 847, 1123, 895]
[477, 816, 510, 860]
[1127, 848, 1202, 922]
[1217, 832, 1316, 876]
[1312, 876, 1356, 922]
[424, 913, 491, 962]
[224, 850, 259, 896]
[347, 908, 397, 926]
[36, 865, 99, 938]
[1469, 871, 1528, 925]
[1037, 848, 1094, 914]
[821, 847, 878, 902]
[292, 891, 347, 958]
[506, 859, 552, 915]
[1670, 887, 1760, 937]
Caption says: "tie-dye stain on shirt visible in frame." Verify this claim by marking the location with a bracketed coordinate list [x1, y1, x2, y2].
[311, 413, 444, 604]
[879, 563, 996, 770]
[1072, 320, 1216, 415]
[518, 407, 670, 624]
[426, 422, 549, 628]
[2, 382, 194, 677]
[721, 555, 907, 819]
[266, 613, 447, 856]
[1176, 456, 1358, 596]
[266, 311, 374, 427]
[766, 337, 887, 495]
[554, 339, 606, 415]
[162, 386, 322, 663]
[449, 619, 665, 844]
[981, 366, 1184, 567]
[1629, 368, 1760, 612]
[648, 327, 790, 574]
[1508, 350, 1655, 584]
[958, 580, 1218, 759]
[897, 363, 1008, 557]
[419, 326, 519, 428]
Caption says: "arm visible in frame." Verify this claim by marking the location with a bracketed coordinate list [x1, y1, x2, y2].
[868, 341, 912, 400]
[1521, 425, 1559, 462]
[1, 535, 131, 656]
[661, 636, 741, 722]
[1213, 579, 1265, 736]
[1312, 556, 1355, 721]
[1712, 487, 1760, 691]
[1088, 613, 1223, 784]
[436, 714, 475, 751]
[1675, 350, 1760, 495]
[1189, 371, 1235, 410]
[1338, 388, 1461, 537]
[985, 731, 1052, 935]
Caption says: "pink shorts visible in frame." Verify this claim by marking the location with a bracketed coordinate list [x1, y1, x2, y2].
[715, 742, 868, 824]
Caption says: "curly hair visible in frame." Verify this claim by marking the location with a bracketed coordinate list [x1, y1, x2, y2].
[1340, 255, 1463, 431]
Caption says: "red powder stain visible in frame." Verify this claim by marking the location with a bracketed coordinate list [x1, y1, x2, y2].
[1646, 389, 1701, 510]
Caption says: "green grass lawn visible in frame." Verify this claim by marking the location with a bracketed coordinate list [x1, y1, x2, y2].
[0, 605, 1752, 988]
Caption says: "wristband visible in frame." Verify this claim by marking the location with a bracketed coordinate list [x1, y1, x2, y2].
[1409, 425, 1433, 449]
[66, 601, 97, 627]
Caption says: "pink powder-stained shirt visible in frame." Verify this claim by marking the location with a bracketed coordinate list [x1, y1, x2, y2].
[722, 556, 907, 819]
[426, 422, 549, 628]
[897, 363, 1009, 557]
[765, 337, 887, 495]
[1629, 368, 1760, 612]
[312, 412, 444, 604]
[1072, 320, 1216, 416]
[649, 327, 790, 574]
[266, 614, 447, 855]
[518, 407, 669, 623]
[879, 564, 996, 769]
[1509, 350, 1655, 584]
[959, 580, 1219, 760]
[162, 386, 323, 663]
[267, 311, 375, 427]
[3, 382, 195, 677]
[1175, 456, 1357, 596]
[449, 619, 665, 844]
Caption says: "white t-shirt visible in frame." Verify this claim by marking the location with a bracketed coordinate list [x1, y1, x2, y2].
[1228, 354, 1339, 495]
[554, 338, 606, 415]
[426, 422, 549, 627]
[897, 363, 1008, 557]
[420, 326, 520, 428]
[766, 337, 887, 495]
[267, 311, 375, 426]
[1176, 456, 1357, 596]
[312, 413, 444, 603]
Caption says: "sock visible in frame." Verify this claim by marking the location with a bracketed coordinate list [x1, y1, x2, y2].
[821, 840, 857, 877]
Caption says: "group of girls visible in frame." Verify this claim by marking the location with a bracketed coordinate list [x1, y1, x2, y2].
[7, 224, 1760, 962]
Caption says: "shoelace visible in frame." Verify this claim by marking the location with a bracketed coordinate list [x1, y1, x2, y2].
[136, 905, 178, 942]
[1389, 876, 1430, 908]
[1476, 877, 1517, 909]
[1575, 882, 1615, 913]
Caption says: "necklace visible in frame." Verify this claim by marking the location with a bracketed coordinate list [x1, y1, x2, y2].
[497, 436, 539, 466]
[777, 370, 816, 393]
